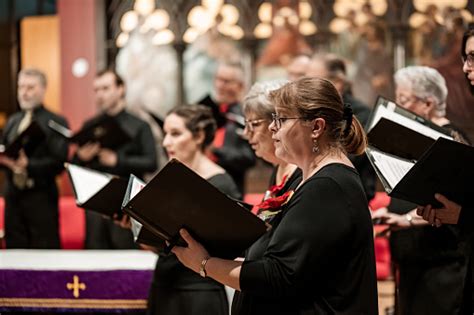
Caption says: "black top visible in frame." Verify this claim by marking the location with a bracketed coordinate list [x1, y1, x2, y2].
[232, 164, 378, 315]
[1, 106, 69, 192]
[71, 110, 157, 179]
[153, 172, 241, 290]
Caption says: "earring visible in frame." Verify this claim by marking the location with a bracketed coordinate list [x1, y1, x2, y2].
[312, 139, 319, 153]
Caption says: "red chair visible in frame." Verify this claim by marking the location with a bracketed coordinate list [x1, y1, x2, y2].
[369, 192, 392, 280]
[0, 197, 85, 249]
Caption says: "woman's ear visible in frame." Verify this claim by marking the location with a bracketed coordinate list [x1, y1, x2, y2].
[194, 129, 206, 147]
[311, 118, 326, 137]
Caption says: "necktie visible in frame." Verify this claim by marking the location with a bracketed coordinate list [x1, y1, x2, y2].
[12, 110, 34, 189]
[16, 110, 33, 136]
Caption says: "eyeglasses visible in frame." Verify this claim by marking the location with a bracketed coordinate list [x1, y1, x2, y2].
[462, 53, 474, 67]
[271, 113, 307, 130]
[244, 118, 267, 133]
[396, 94, 425, 108]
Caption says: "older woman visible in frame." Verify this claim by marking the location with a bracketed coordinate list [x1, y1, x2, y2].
[242, 81, 301, 213]
[372, 66, 470, 314]
[147, 105, 240, 315]
[171, 77, 378, 314]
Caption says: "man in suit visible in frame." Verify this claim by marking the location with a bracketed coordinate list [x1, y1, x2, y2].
[0, 68, 69, 248]
[72, 69, 157, 249]
[198, 61, 255, 194]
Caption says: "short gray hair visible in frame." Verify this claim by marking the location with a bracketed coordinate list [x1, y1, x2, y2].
[243, 80, 288, 119]
[19, 68, 47, 87]
[394, 66, 447, 117]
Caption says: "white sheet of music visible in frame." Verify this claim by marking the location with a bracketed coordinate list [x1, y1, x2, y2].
[371, 150, 415, 189]
[68, 164, 111, 204]
[370, 104, 453, 141]
[128, 176, 146, 241]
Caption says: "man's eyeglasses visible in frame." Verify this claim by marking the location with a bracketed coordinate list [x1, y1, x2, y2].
[271, 113, 307, 130]
[462, 53, 474, 67]
[244, 118, 267, 132]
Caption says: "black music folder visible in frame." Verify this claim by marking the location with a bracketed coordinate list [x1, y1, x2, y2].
[366, 96, 453, 160]
[130, 218, 165, 249]
[122, 159, 267, 259]
[367, 137, 474, 208]
[0, 121, 45, 158]
[66, 163, 128, 217]
[48, 115, 131, 149]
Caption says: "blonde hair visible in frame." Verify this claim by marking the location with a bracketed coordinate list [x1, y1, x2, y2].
[269, 77, 367, 155]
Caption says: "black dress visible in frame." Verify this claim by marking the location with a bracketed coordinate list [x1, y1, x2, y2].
[147, 172, 241, 315]
[232, 164, 378, 315]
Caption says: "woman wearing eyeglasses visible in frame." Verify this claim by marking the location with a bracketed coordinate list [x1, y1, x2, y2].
[242, 81, 301, 216]
[170, 77, 378, 314]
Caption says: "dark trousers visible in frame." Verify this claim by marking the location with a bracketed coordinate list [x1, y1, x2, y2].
[398, 260, 468, 315]
[4, 188, 60, 249]
[84, 211, 136, 249]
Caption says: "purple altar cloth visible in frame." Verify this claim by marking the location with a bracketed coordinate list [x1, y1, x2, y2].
[0, 270, 153, 312]
[0, 250, 157, 312]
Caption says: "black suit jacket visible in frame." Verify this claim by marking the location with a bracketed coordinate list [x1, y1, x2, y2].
[1, 105, 69, 193]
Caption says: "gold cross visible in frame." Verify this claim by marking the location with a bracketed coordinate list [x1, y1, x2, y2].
[66, 275, 86, 298]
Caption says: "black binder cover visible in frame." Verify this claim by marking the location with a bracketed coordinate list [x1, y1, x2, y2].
[368, 118, 437, 161]
[122, 159, 267, 259]
[367, 96, 452, 160]
[369, 138, 474, 208]
[0, 120, 45, 158]
[67, 164, 128, 217]
[137, 227, 165, 250]
[49, 115, 131, 149]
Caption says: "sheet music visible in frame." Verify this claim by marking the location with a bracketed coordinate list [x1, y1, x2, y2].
[129, 176, 146, 241]
[68, 164, 112, 204]
[370, 150, 415, 189]
[130, 176, 146, 199]
[130, 218, 143, 241]
[370, 105, 452, 141]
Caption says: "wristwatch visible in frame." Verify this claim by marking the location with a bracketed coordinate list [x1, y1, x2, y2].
[199, 257, 210, 277]
[405, 213, 413, 225]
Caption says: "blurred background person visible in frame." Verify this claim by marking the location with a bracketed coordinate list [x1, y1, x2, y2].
[286, 55, 311, 81]
[72, 69, 157, 249]
[0, 68, 69, 249]
[147, 104, 240, 315]
[198, 61, 256, 194]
